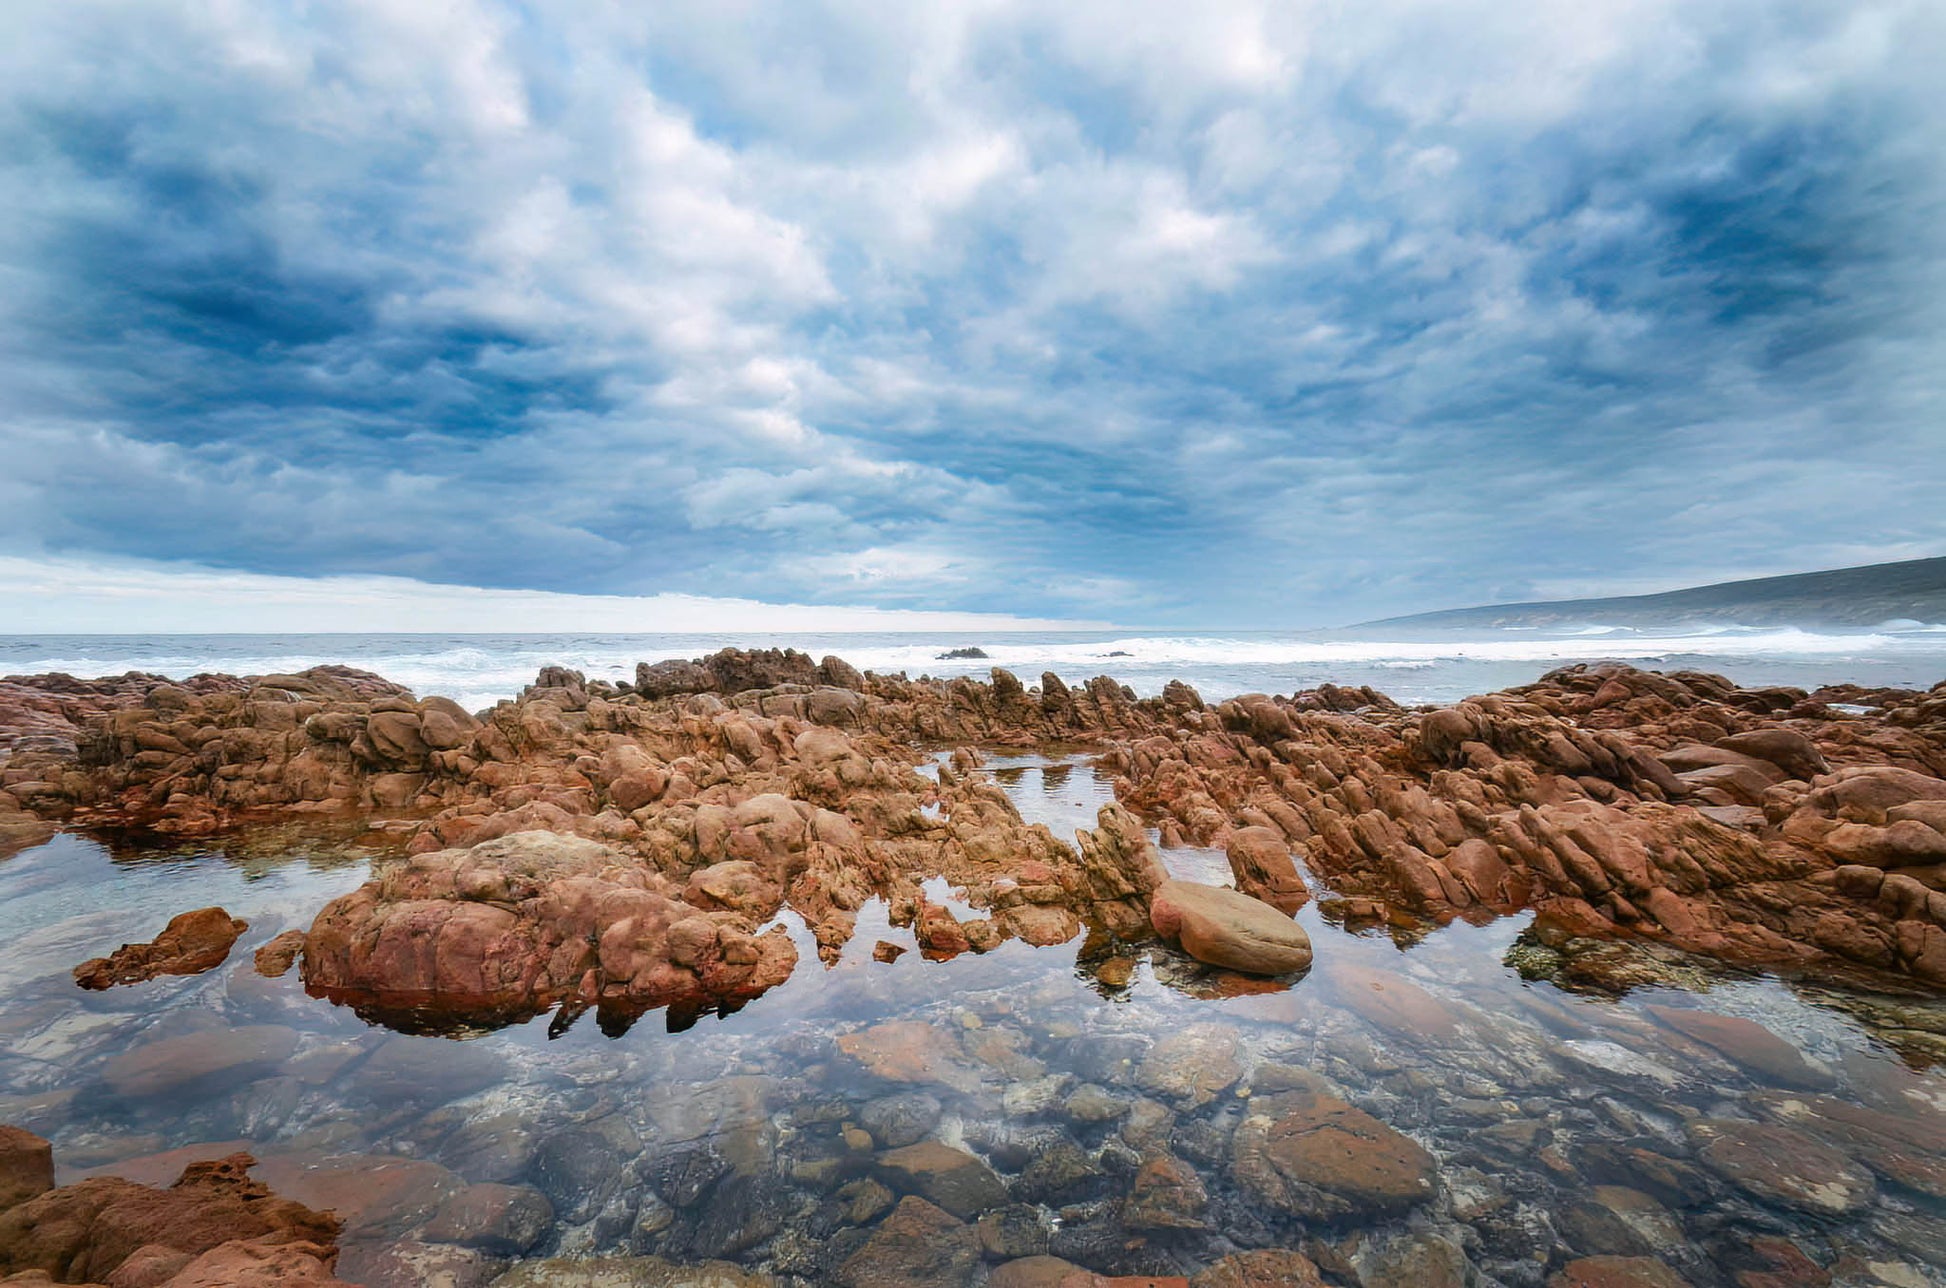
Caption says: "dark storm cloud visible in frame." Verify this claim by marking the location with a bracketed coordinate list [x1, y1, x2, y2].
[1, 0, 1942, 624]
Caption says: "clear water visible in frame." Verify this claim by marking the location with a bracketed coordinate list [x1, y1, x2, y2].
[2, 759, 1943, 1284]
[5, 627, 1946, 712]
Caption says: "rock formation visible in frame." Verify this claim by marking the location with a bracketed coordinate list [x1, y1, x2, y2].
[1, 650, 1943, 1032]
[0, 1129, 346, 1286]
[72, 908, 248, 990]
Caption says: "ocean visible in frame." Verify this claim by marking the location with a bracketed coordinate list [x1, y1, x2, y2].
[5, 624, 1945, 712]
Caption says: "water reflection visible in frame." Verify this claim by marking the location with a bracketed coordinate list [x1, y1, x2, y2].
[0, 764, 1942, 1284]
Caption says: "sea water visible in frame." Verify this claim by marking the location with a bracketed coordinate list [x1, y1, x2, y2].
[4, 625, 1945, 713]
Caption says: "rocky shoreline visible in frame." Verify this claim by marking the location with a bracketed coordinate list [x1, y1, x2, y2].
[2, 648, 1942, 1017]
[2, 650, 1945, 1286]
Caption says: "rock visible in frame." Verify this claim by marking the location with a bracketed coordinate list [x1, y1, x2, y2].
[1645, 1006, 1835, 1090]
[1224, 827, 1309, 911]
[1188, 1249, 1327, 1288]
[1232, 1087, 1437, 1220]
[0, 1128, 54, 1211]
[253, 1153, 465, 1237]
[857, 1093, 942, 1149]
[487, 1256, 774, 1286]
[989, 1255, 1088, 1288]
[0, 1151, 342, 1286]
[300, 831, 796, 1032]
[1358, 1232, 1470, 1288]
[1135, 1024, 1242, 1108]
[1329, 965, 1462, 1043]
[1717, 729, 1829, 780]
[350, 1037, 505, 1107]
[974, 1204, 1049, 1259]
[72, 908, 248, 990]
[1121, 1154, 1206, 1230]
[422, 1182, 554, 1254]
[1687, 1119, 1876, 1215]
[102, 1026, 299, 1099]
[874, 1141, 1007, 1218]
[1750, 1092, 1946, 1199]
[833, 1196, 979, 1288]
[836, 1022, 980, 1093]
[253, 930, 306, 979]
[1150, 881, 1312, 976]
[1549, 1256, 1692, 1288]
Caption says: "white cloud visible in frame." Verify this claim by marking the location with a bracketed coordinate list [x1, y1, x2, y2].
[0, 555, 1098, 633]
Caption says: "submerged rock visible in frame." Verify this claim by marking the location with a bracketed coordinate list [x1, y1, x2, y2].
[1232, 1087, 1438, 1221]
[833, 1196, 979, 1288]
[72, 907, 248, 990]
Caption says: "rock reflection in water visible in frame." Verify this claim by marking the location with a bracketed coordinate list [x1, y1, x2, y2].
[1, 792, 1944, 1285]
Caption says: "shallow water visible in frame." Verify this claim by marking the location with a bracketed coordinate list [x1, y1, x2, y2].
[2, 760, 1944, 1285]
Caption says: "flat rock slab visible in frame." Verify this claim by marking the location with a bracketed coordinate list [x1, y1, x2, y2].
[1233, 1088, 1437, 1221]
[101, 1025, 298, 1099]
[1687, 1119, 1876, 1215]
[1645, 1005, 1834, 1090]
[836, 1020, 982, 1093]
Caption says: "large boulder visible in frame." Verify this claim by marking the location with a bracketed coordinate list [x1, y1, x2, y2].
[1150, 880, 1313, 975]
[299, 831, 796, 1032]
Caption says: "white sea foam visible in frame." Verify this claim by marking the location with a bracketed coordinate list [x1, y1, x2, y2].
[4, 625, 1942, 711]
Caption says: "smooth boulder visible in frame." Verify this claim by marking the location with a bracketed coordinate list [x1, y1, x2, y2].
[1151, 880, 1313, 975]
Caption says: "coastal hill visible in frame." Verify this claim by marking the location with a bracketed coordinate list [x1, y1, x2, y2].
[1357, 555, 1946, 631]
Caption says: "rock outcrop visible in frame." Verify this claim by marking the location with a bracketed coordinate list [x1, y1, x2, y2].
[0, 1130, 346, 1287]
[2, 651, 1945, 1016]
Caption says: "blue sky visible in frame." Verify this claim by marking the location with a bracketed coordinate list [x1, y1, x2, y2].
[2, 1, 1943, 629]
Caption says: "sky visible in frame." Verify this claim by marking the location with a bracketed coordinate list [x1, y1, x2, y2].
[2, 0, 1944, 631]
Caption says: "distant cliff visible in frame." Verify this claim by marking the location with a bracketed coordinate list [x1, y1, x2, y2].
[1359, 556, 1946, 630]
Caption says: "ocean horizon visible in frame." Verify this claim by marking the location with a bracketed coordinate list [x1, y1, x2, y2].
[6, 623, 1944, 714]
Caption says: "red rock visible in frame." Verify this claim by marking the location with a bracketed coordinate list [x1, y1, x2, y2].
[72, 908, 248, 990]
[1187, 1250, 1327, 1288]
[1224, 826, 1309, 911]
[1150, 880, 1312, 975]
[0, 1128, 54, 1211]
[0, 1151, 342, 1286]
[1233, 1087, 1437, 1219]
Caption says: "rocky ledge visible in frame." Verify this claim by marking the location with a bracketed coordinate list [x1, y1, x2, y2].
[0, 1126, 346, 1286]
[1, 650, 1943, 1033]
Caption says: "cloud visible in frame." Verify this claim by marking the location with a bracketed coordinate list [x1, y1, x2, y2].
[0, 0, 1942, 626]
[0, 554, 1096, 633]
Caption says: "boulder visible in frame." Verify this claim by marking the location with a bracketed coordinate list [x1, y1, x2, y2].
[1224, 826, 1309, 911]
[72, 908, 248, 990]
[1150, 880, 1312, 975]
[0, 1128, 54, 1212]
[0, 1151, 342, 1286]
[874, 1142, 1006, 1219]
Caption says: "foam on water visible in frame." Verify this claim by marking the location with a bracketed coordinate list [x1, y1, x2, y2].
[4, 623, 1944, 713]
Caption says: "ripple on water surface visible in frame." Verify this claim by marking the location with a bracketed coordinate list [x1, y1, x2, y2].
[1, 762, 1943, 1285]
